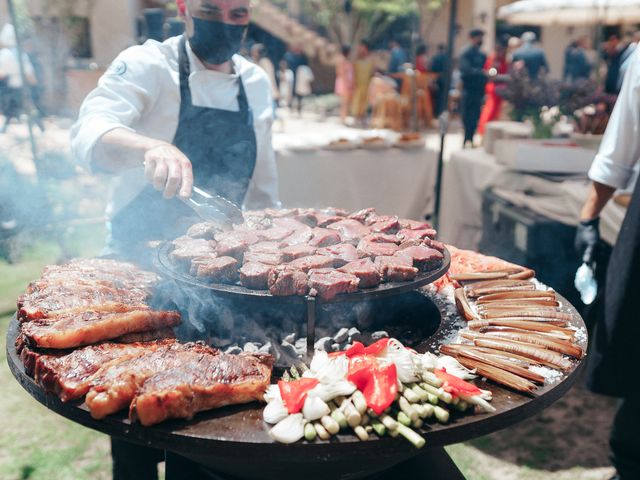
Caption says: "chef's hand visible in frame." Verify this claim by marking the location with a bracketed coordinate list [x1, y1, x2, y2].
[143, 142, 193, 199]
[575, 217, 600, 264]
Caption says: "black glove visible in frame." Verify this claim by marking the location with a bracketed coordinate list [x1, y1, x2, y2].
[575, 217, 600, 264]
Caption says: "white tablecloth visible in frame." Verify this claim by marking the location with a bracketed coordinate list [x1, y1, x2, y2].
[438, 148, 626, 249]
[276, 146, 438, 220]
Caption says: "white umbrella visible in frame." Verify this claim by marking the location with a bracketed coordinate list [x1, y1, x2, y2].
[498, 0, 640, 25]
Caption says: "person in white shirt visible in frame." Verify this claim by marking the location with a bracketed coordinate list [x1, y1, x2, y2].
[0, 23, 37, 132]
[293, 63, 313, 115]
[250, 42, 278, 116]
[71, 0, 279, 259]
[575, 46, 640, 480]
[277, 59, 293, 108]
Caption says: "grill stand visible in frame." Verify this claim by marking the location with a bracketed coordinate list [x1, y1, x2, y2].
[306, 296, 317, 357]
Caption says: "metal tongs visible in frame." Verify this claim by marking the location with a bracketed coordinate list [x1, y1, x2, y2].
[181, 186, 244, 229]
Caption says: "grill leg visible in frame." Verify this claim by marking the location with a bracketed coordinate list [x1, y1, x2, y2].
[306, 296, 316, 357]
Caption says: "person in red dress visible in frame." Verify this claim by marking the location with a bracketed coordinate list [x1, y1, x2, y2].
[478, 36, 510, 135]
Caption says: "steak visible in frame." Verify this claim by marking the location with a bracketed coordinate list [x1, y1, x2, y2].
[31, 340, 175, 401]
[21, 304, 181, 349]
[18, 285, 151, 322]
[288, 255, 335, 273]
[308, 269, 360, 300]
[39, 258, 158, 289]
[265, 208, 299, 218]
[375, 256, 418, 282]
[215, 231, 259, 259]
[186, 222, 221, 240]
[281, 244, 316, 262]
[239, 262, 273, 289]
[248, 241, 283, 254]
[397, 228, 437, 242]
[194, 256, 239, 283]
[357, 236, 400, 258]
[170, 237, 215, 270]
[327, 219, 371, 243]
[348, 208, 378, 223]
[130, 352, 273, 426]
[281, 227, 313, 246]
[308, 228, 342, 248]
[317, 243, 359, 267]
[85, 342, 214, 419]
[257, 227, 293, 241]
[338, 258, 381, 288]
[311, 212, 342, 228]
[271, 217, 310, 231]
[399, 219, 432, 230]
[242, 251, 284, 266]
[397, 246, 443, 271]
[268, 266, 309, 296]
[367, 215, 400, 234]
[189, 253, 219, 275]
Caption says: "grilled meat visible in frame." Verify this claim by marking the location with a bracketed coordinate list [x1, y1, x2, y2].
[239, 262, 273, 290]
[30, 340, 175, 401]
[316, 243, 359, 267]
[308, 269, 360, 300]
[85, 342, 212, 419]
[194, 256, 239, 283]
[130, 352, 273, 426]
[375, 256, 418, 282]
[338, 258, 381, 288]
[21, 304, 181, 349]
[268, 265, 309, 296]
[308, 227, 342, 248]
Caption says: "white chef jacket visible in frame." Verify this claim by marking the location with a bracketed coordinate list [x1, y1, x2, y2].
[70, 35, 279, 218]
[588, 46, 640, 190]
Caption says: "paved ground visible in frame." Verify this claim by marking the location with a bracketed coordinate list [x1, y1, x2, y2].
[0, 113, 618, 479]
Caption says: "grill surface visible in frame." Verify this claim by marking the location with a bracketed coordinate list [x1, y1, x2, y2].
[154, 241, 451, 304]
[6, 289, 587, 480]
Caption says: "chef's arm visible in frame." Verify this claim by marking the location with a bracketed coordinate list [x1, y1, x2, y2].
[580, 181, 616, 221]
[95, 128, 193, 199]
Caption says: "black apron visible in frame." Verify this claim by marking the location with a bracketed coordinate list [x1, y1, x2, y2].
[587, 176, 640, 397]
[109, 35, 257, 256]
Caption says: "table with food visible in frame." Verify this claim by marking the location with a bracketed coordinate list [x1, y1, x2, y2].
[275, 131, 438, 220]
[7, 206, 588, 479]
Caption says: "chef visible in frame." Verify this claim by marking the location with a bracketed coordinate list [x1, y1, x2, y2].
[71, 1, 277, 477]
[575, 46, 640, 480]
[71, 0, 278, 260]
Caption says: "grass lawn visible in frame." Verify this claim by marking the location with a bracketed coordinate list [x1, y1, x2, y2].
[0, 224, 113, 480]
[0, 225, 617, 480]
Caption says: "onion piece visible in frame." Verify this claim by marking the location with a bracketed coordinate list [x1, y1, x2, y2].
[307, 350, 349, 383]
[263, 396, 289, 424]
[307, 380, 356, 402]
[377, 338, 420, 383]
[435, 355, 477, 380]
[302, 396, 330, 421]
[269, 413, 305, 444]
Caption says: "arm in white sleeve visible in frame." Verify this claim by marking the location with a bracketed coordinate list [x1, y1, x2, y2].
[70, 45, 161, 172]
[588, 47, 640, 190]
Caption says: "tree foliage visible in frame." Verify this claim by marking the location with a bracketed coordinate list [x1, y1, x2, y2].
[300, 0, 446, 47]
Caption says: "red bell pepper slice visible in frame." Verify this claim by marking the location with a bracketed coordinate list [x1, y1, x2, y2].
[278, 378, 320, 414]
[434, 368, 482, 397]
[344, 341, 366, 357]
[363, 338, 390, 356]
[348, 355, 398, 415]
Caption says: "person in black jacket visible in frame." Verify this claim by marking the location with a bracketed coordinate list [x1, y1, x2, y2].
[575, 45, 640, 480]
[459, 29, 487, 147]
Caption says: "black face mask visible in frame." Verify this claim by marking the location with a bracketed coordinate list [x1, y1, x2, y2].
[189, 18, 246, 65]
